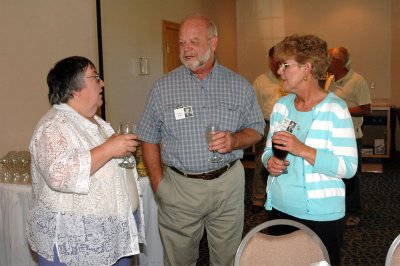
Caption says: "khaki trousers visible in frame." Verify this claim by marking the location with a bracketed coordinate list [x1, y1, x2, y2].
[156, 161, 245, 266]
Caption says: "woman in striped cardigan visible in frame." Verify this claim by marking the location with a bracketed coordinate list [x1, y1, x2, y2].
[261, 34, 358, 266]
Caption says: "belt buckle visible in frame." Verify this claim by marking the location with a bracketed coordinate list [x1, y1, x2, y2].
[226, 160, 236, 170]
[202, 168, 221, 180]
[201, 173, 214, 180]
[204, 160, 235, 180]
[172, 160, 236, 180]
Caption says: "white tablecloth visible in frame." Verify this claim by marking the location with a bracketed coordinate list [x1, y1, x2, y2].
[0, 177, 163, 266]
[0, 183, 36, 266]
[137, 177, 164, 266]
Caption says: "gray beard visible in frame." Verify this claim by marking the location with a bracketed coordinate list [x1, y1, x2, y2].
[182, 48, 211, 71]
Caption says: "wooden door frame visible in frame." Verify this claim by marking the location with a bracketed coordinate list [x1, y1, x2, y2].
[162, 20, 180, 74]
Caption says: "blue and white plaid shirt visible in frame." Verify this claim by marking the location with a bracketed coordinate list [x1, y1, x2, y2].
[137, 61, 265, 173]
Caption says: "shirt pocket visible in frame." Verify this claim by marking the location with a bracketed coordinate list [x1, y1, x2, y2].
[161, 103, 181, 134]
[215, 101, 241, 132]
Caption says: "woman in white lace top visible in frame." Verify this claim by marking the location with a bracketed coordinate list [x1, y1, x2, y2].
[26, 56, 145, 266]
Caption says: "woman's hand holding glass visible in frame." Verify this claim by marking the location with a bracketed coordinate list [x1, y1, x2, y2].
[117, 122, 138, 169]
[105, 132, 138, 158]
[269, 131, 291, 175]
[267, 154, 289, 176]
[268, 130, 312, 175]
[89, 127, 138, 175]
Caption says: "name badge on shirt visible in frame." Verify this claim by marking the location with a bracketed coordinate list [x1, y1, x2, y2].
[174, 106, 194, 120]
[278, 117, 297, 133]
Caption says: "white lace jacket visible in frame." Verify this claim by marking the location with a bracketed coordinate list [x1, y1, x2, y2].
[26, 104, 145, 265]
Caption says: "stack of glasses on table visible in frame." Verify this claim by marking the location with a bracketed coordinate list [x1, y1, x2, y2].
[0, 148, 147, 184]
[0, 151, 31, 184]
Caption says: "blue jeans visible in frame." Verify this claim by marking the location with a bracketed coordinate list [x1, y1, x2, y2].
[38, 246, 133, 266]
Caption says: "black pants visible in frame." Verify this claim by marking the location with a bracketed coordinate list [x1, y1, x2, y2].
[268, 208, 346, 266]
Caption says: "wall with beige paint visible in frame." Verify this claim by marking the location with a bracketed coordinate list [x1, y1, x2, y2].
[237, 0, 391, 101]
[237, 0, 398, 150]
[0, 1, 98, 157]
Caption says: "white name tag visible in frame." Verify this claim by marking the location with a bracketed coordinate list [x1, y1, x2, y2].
[278, 117, 297, 133]
[174, 106, 193, 120]
[174, 107, 185, 120]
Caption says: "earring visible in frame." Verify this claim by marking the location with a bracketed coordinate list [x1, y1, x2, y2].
[303, 76, 308, 81]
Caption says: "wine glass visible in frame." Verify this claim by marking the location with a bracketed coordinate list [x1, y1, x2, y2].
[205, 124, 223, 163]
[272, 131, 288, 173]
[118, 121, 137, 169]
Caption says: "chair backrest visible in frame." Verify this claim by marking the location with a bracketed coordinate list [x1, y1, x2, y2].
[385, 233, 400, 266]
[234, 219, 331, 266]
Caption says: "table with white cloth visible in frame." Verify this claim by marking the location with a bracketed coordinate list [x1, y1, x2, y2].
[0, 183, 36, 266]
[136, 176, 163, 266]
[0, 177, 163, 266]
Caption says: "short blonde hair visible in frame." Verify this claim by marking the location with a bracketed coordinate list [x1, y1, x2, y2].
[275, 34, 329, 80]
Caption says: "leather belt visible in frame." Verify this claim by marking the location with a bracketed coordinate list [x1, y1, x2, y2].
[169, 160, 237, 180]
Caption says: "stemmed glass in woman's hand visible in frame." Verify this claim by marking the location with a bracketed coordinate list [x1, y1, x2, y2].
[118, 121, 137, 169]
[272, 131, 289, 173]
[205, 124, 224, 163]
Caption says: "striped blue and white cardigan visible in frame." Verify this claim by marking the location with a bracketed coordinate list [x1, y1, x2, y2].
[262, 92, 358, 220]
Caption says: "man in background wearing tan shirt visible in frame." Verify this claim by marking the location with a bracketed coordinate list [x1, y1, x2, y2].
[326, 46, 372, 226]
[251, 46, 285, 213]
